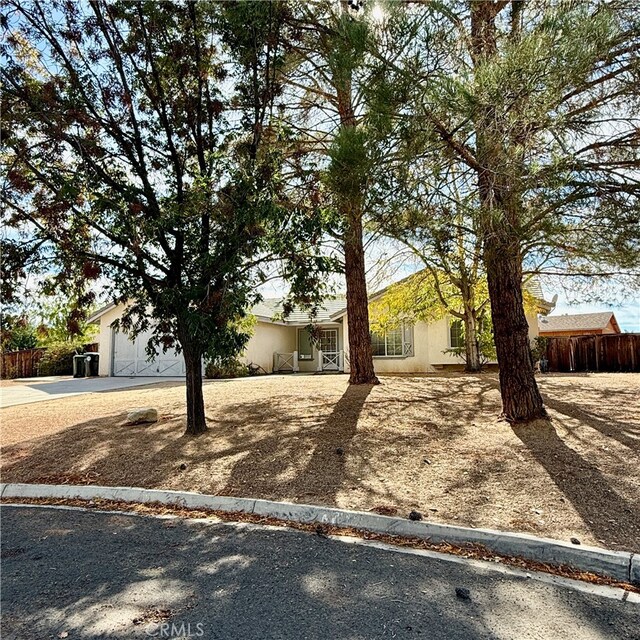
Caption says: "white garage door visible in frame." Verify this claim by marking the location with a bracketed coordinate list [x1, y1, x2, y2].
[112, 329, 186, 377]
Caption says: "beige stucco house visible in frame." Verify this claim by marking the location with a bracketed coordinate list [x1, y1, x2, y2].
[88, 285, 550, 377]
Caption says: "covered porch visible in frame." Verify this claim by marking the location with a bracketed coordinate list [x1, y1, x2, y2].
[273, 324, 346, 373]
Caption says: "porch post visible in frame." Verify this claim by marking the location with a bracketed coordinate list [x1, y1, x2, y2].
[338, 350, 344, 372]
[273, 352, 278, 373]
[293, 350, 299, 373]
[317, 350, 323, 372]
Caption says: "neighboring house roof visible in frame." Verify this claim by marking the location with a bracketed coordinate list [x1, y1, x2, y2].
[538, 311, 621, 334]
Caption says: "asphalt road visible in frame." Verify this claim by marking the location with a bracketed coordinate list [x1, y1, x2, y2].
[1, 506, 638, 640]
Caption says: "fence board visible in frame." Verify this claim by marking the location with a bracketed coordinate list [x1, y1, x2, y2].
[545, 334, 640, 372]
[1, 348, 46, 379]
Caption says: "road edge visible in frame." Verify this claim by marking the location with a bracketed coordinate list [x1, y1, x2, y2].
[1, 482, 637, 585]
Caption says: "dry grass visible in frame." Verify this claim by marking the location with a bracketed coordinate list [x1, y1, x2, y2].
[1, 372, 638, 551]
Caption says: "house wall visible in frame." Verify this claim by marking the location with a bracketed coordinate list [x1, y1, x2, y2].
[96, 305, 124, 376]
[241, 321, 296, 373]
[527, 311, 540, 341]
[96, 303, 542, 377]
[539, 329, 602, 338]
[344, 309, 541, 374]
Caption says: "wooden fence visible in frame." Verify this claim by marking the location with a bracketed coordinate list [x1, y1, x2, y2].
[1, 347, 47, 379]
[1, 343, 99, 379]
[544, 334, 640, 373]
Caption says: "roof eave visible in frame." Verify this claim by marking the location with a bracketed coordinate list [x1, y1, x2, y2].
[86, 302, 117, 324]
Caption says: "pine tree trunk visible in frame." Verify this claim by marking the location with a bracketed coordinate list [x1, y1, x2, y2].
[463, 311, 482, 373]
[345, 212, 379, 385]
[178, 327, 207, 435]
[484, 236, 546, 422]
[470, 0, 546, 422]
[333, 54, 377, 386]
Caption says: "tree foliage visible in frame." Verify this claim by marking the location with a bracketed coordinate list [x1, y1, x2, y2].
[2, 0, 331, 433]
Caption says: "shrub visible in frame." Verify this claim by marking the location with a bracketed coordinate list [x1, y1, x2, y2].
[37, 342, 84, 376]
[531, 336, 549, 363]
[205, 357, 249, 379]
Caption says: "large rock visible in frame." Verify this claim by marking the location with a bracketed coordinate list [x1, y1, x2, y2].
[126, 408, 158, 425]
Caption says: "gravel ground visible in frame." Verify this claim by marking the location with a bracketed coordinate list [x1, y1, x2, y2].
[1, 372, 638, 551]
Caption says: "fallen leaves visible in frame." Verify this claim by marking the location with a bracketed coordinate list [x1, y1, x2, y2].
[3, 495, 639, 594]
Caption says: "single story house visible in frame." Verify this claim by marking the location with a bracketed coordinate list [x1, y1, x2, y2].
[538, 311, 621, 338]
[88, 282, 553, 377]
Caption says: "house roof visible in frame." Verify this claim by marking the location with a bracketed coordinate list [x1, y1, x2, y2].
[252, 297, 347, 325]
[87, 297, 348, 326]
[87, 273, 554, 328]
[328, 273, 555, 320]
[87, 302, 117, 324]
[538, 311, 621, 334]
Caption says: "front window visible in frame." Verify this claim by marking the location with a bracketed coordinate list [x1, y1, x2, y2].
[450, 319, 465, 349]
[298, 328, 313, 360]
[371, 325, 407, 357]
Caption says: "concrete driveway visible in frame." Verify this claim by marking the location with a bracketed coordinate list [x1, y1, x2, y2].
[1, 506, 638, 640]
[0, 376, 184, 408]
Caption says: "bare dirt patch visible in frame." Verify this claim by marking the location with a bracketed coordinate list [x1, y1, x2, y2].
[1, 372, 638, 551]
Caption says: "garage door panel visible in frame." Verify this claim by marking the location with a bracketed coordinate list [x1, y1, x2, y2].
[135, 358, 183, 377]
[113, 360, 136, 376]
[113, 329, 185, 377]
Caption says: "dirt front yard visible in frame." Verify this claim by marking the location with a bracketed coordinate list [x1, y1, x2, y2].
[1, 372, 638, 551]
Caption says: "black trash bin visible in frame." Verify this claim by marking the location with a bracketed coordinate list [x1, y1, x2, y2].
[73, 354, 87, 378]
[85, 352, 100, 377]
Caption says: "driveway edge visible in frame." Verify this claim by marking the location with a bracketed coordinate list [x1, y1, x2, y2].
[1, 482, 636, 585]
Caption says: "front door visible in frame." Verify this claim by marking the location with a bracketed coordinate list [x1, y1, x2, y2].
[319, 329, 339, 370]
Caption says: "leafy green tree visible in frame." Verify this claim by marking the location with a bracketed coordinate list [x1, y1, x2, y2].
[2, 0, 330, 434]
[0, 315, 39, 352]
[35, 295, 97, 346]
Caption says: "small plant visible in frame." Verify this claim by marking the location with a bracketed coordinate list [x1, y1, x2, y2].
[531, 336, 550, 372]
[205, 357, 249, 379]
[531, 336, 549, 362]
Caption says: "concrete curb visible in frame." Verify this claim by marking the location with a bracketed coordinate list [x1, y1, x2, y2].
[1, 482, 637, 585]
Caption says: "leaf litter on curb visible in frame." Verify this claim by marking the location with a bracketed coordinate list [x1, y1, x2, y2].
[3, 495, 639, 595]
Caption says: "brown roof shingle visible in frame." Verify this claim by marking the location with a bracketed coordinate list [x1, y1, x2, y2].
[538, 312, 618, 333]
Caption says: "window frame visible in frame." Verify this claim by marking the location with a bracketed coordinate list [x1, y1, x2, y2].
[371, 322, 414, 358]
[297, 327, 314, 361]
[449, 318, 465, 349]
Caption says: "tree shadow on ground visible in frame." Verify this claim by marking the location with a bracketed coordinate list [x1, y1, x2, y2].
[543, 395, 640, 451]
[511, 419, 639, 548]
[220, 383, 375, 502]
[4, 507, 635, 640]
[2, 373, 639, 549]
